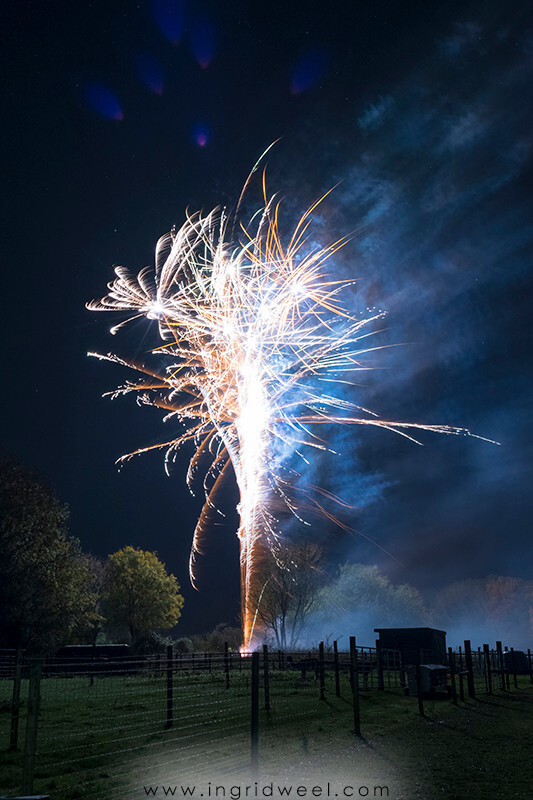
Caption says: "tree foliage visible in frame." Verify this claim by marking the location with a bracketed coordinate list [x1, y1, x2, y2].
[312, 563, 429, 642]
[253, 542, 323, 649]
[433, 575, 533, 647]
[103, 546, 184, 646]
[68, 554, 106, 644]
[189, 625, 242, 652]
[0, 458, 98, 653]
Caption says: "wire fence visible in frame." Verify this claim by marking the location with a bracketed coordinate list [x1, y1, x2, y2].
[0, 639, 531, 800]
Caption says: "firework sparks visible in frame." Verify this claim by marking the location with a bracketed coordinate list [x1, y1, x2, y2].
[88, 166, 491, 649]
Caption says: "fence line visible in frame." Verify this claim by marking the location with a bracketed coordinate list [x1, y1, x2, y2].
[1, 639, 531, 799]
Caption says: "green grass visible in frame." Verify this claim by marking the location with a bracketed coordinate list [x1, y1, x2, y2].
[1, 670, 532, 799]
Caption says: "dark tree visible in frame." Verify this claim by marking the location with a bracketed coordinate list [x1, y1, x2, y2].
[68, 553, 106, 644]
[253, 542, 323, 649]
[0, 458, 97, 653]
[190, 624, 242, 652]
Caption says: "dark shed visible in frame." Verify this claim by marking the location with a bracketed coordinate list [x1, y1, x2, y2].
[54, 644, 130, 659]
[503, 650, 530, 675]
[48, 644, 132, 675]
[374, 627, 447, 666]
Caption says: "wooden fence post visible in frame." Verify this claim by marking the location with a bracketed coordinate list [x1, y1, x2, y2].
[166, 644, 174, 729]
[224, 642, 230, 689]
[9, 648, 24, 751]
[458, 646, 465, 701]
[527, 649, 533, 684]
[318, 642, 325, 700]
[333, 640, 341, 697]
[503, 646, 511, 690]
[349, 636, 360, 736]
[90, 640, 96, 686]
[263, 645, 270, 711]
[510, 648, 518, 688]
[483, 644, 493, 695]
[496, 641, 505, 691]
[22, 659, 42, 795]
[251, 652, 259, 776]
[376, 640, 384, 691]
[464, 640, 475, 699]
[416, 649, 424, 717]
[448, 648, 457, 705]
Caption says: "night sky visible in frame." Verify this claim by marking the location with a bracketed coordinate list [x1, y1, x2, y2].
[2, 0, 532, 636]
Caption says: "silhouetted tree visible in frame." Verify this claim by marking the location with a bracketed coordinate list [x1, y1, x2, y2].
[0, 458, 98, 653]
[253, 542, 323, 649]
[68, 554, 106, 644]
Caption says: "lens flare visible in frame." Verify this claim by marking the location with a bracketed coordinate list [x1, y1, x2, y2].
[193, 123, 209, 147]
[152, 0, 184, 44]
[84, 82, 123, 121]
[136, 52, 165, 95]
[190, 15, 215, 68]
[88, 155, 492, 648]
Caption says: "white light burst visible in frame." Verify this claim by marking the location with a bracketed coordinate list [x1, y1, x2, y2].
[88, 164, 492, 648]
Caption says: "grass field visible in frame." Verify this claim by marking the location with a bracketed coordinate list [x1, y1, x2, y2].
[1, 667, 532, 800]
[264, 677, 533, 800]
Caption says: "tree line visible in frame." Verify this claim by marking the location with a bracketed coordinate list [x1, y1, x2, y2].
[2, 455, 531, 655]
[0, 457, 183, 654]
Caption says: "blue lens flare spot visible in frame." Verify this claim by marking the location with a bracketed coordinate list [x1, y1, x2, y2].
[190, 15, 215, 69]
[84, 82, 123, 120]
[152, 0, 184, 44]
[136, 52, 164, 95]
[193, 123, 209, 147]
[290, 49, 327, 95]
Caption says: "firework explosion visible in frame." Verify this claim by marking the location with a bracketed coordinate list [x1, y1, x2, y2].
[88, 168, 488, 649]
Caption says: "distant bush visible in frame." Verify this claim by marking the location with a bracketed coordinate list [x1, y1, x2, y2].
[191, 624, 242, 652]
[132, 631, 173, 654]
[174, 637, 194, 653]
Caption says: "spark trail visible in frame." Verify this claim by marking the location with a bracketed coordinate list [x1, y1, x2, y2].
[88, 172, 490, 648]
